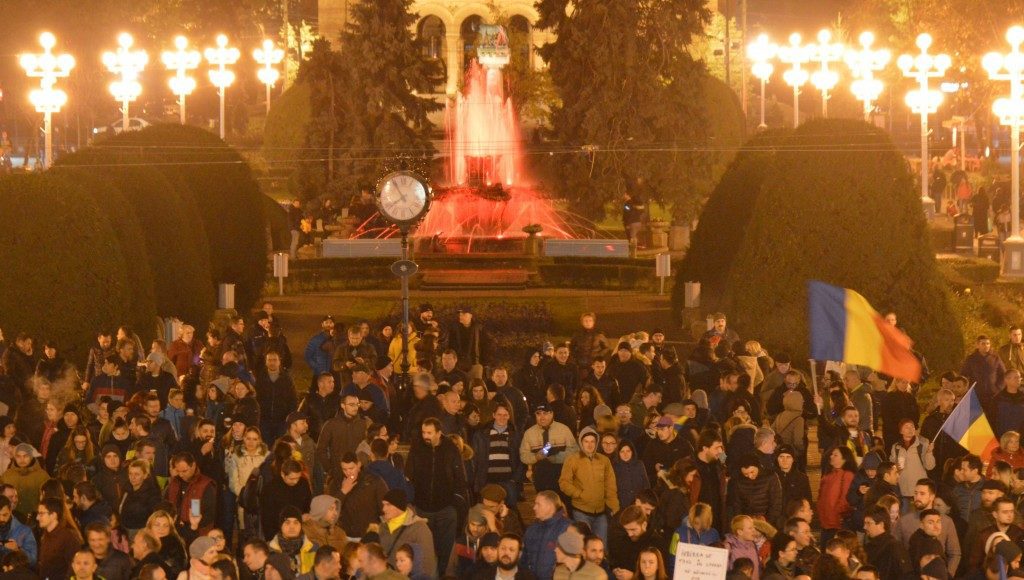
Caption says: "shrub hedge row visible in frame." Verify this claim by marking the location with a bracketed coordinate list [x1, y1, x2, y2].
[723, 119, 963, 371]
[0, 174, 135, 361]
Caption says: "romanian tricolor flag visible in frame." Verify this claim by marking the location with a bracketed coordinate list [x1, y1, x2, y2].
[940, 386, 999, 462]
[808, 280, 922, 382]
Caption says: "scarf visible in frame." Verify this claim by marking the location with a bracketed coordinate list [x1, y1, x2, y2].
[278, 534, 304, 557]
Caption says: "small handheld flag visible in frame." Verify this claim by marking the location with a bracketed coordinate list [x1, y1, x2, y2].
[940, 385, 999, 462]
[807, 280, 921, 382]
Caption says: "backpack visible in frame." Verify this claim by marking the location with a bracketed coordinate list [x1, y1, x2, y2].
[239, 466, 264, 513]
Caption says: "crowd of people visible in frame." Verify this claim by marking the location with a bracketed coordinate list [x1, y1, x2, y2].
[3, 305, 1024, 580]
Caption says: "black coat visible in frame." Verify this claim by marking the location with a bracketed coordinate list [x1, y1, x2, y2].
[607, 358, 650, 404]
[260, 475, 313, 541]
[864, 531, 914, 580]
[254, 369, 298, 425]
[405, 435, 468, 512]
[299, 389, 340, 439]
[642, 433, 695, 483]
[727, 471, 783, 526]
[512, 363, 546, 411]
[119, 478, 162, 529]
[778, 468, 812, 508]
[880, 390, 920, 448]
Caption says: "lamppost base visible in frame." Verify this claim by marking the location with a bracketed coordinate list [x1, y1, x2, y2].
[921, 196, 935, 221]
[1003, 236, 1024, 277]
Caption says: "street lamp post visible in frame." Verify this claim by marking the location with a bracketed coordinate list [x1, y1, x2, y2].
[162, 36, 201, 125]
[747, 34, 777, 130]
[20, 32, 74, 170]
[845, 31, 890, 122]
[984, 25, 1024, 276]
[204, 34, 240, 140]
[898, 33, 951, 221]
[254, 39, 285, 116]
[810, 29, 844, 118]
[779, 33, 811, 128]
[102, 33, 148, 133]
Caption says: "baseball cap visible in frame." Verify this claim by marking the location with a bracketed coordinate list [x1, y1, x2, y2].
[534, 403, 553, 413]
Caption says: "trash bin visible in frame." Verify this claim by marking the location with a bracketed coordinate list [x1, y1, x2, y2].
[953, 213, 974, 254]
[979, 233, 1001, 262]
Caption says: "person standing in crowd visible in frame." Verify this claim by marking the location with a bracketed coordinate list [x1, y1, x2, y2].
[894, 479, 961, 576]
[317, 394, 369, 489]
[559, 427, 618, 544]
[961, 335, 1006, 410]
[332, 452, 386, 541]
[521, 404, 578, 499]
[406, 417, 467, 577]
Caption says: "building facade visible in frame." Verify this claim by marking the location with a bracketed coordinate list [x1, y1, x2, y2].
[317, 0, 553, 95]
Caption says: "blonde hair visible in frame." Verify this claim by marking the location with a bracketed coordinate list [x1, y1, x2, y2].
[744, 341, 762, 355]
[688, 503, 713, 532]
[128, 459, 151, 478]
[731, 514, 753, 534]
[1001, 431, 1020, 450]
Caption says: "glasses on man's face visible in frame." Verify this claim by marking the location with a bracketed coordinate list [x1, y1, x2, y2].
[36, 510, 49, 518]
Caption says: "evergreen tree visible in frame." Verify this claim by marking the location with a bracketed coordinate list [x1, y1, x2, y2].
[537, 0, 712, 219]
[303, 1, 440, 198]
[297, 39, 347, 199]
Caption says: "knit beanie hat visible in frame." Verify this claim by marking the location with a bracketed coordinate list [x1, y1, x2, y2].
[279, 505, 303, 524]
[557, 530, 584, 556]
[189, 536, 217, 560]
[266, 553, 296, 580]
[383, 489, 409, 512]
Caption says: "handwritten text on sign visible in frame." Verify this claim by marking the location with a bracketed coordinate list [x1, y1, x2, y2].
[673, 543, 729, 580]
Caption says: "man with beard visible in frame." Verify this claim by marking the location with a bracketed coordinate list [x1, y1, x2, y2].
[83, 332, 114, 392]
[471, 533, 537, 580]
[893, 479, 961, 576]
[694, 430, 727, 533]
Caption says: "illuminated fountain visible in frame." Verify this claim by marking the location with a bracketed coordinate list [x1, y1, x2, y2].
[415, 25, 574, 253]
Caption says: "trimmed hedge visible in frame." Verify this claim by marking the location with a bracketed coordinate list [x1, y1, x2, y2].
[101, 125, 268, 313]
[0, 173, 134, 363]
[725, 119, 963, 371]
[263, 196, 291, 252]
[263, 82, 312, 167]
[48, 167, 158, 339]
[675, 128, 791, 311]
[58, 148, 216, 326]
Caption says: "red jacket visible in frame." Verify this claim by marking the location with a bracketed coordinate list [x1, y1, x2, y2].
[164, 470, 216, 537]
[817, 469, 853, 529]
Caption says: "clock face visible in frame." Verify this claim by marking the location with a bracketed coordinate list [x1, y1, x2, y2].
[378, 172, 429, 224]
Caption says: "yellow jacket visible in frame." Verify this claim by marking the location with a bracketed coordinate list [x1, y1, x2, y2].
[558, 430, 619, 515]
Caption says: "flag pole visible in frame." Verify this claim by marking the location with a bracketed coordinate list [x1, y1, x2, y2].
[934, 382, 977, 438]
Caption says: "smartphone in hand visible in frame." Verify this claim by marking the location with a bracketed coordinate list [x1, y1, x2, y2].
[190, 499, 201, 518]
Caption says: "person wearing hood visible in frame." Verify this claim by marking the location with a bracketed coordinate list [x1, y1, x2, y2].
[0, 444, 47, 514]
[269, 505, 319, 575]
[138, 351, 178, 405]
[445, 505, 492, 577]
[771, 391, 807, 470]
[558, 427, 619, 544]
[92, 443, 127, 509]
[303, 495, 347, 553]
[378, 489, 437, 578]
[641, 415, 695, 484]
[845, 452, 884, 532]
[724, 515, 762, 580]
[727, 454, 782, 527]
[612, 440, 649, 509]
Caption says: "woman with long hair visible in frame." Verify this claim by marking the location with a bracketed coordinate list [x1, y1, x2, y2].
[657, 457, 697, 536]
[0, 417, 22, 475]
[818, 446, 857, 545]
[875, 494, 902, 528]
[574, 386, 604, 431]
[55, 426, 95, 473]
[145, 510, 188, 577]
[634, 547, 668, 580]
[39, 477, 79, 535]
[226, 426, 269, 536]
[227, 379, 260, 432]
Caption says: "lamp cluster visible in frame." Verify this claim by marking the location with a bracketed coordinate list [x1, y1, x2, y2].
[20, 31, 287, 143]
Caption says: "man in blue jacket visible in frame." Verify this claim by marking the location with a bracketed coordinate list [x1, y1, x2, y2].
[304, 316, 337, 389]
[522, 491, 570, 580]
[0, 495, 36, 567]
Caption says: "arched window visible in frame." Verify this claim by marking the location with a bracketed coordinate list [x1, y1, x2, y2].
[461, 14, 484, 70]
[508, 15, 532, 65]
[418, 16, 446, 60]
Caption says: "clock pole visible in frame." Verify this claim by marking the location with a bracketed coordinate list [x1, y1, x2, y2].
[375, 169, 431, 398]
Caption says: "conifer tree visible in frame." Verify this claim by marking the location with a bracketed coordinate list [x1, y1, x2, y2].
[537, 0, 712, 218]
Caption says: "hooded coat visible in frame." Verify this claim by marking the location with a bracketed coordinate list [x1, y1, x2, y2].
[724, 534, 761, 580]
[558, 426, 619, 515]
[302, 495, 347, 552]
[771, 391, 807, 453]
[0, 453, 48, 513]
[378, 508, 437, 579]
[612, 440, 649, 508]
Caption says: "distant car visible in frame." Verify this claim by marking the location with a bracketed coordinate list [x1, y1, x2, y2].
[92, 117, 151, 137]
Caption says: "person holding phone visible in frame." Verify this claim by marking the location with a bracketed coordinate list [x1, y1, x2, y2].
[164, 452, 217, 544]
[519, 404, 578, 498]
[0, 496, 35, 567]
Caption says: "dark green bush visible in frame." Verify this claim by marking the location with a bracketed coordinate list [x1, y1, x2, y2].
[263, 196, 291, 252]
[102, 124, 268, 313]
[675, 128, 791, 311]
[58, 148, 216, 326]
[48, 167, 158, 340]
[0, 173, 134, 363]
[945, 257, 1001, 285]
[263, 82, 311, 167]
[725, 119, 963, 371]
